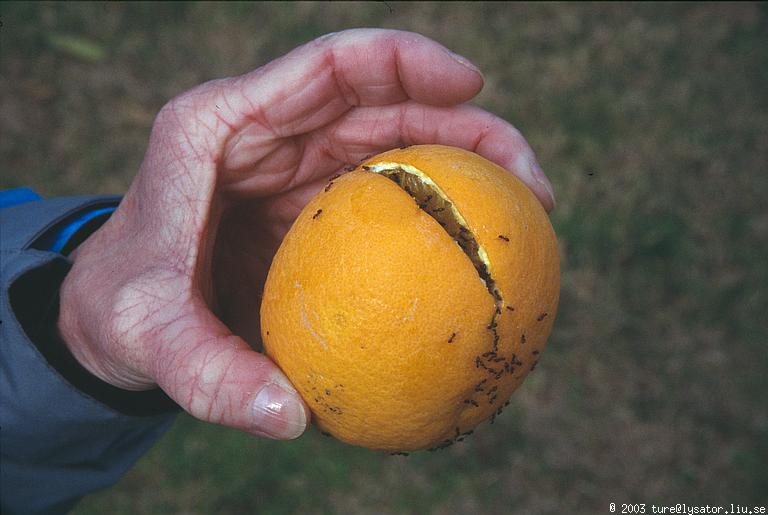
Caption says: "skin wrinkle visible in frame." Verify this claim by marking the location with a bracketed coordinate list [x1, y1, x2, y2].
[216, 86, 239, 132]
[198, 346, 233, 421]
[209, 352, 248, 425]
[393, 41, 407, 104]
[289, 111, 374, 181]
[289, 95, 351, 142]
[397, 102, 411, 147]
[325, 46, 361, 108]
[250, 77, 304, 138]
[135, 290, 192, 359]
[323, 120, 359, 166]
[222, 132, 245, 168]
[134, 306, 186, 372]
[148, 144, 188, 200]
[221, 96, 280, 176]
[158, 321, 212, 406]
[261, 140, 306, 194]
[211, 110, 237, 156]
[238, 87, 274, 136]
[279, 59, 358, 132]
[172, 94, 223, 155]
[272, 74, 345, 138]
[192, 116, 223, 154]
[166, 103, 208, 165]
[187, 360, 207, 419]
[290, 134, 340, 192]
[221, 138, 304, 196]
[183, 341, 260, 426]
[317, 144, 341, 179]
[470, 122, 490, 154]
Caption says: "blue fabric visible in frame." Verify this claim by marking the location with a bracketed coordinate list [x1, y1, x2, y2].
[1, 189, 116, 253]
[1, 192, 177, 514]
[0, 187, 42, 208]
[43, 206, 117, 253]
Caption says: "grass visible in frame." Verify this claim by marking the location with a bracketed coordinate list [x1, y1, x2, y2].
[2, 2, 767, 513]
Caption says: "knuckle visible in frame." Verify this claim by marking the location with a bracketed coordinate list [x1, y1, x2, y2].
[157, 77, 232, 123]
[151, 78, 236, 155]
[154, 95, 190, 129]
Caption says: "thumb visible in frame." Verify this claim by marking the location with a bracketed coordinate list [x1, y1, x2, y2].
[151, 298, 309, 439]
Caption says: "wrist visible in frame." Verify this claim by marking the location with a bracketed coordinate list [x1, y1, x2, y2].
[56, 225, 114, 386]
[2, 191, 179, 415]
[56, 263, 101, 382]
[57, 237, 155, 391]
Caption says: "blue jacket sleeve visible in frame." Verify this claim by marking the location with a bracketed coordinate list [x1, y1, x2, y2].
[1, 194, 179, 515]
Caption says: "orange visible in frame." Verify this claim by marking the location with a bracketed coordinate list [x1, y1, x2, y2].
[260, 145, 560, 452]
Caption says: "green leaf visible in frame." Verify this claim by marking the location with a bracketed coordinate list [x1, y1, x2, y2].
[47, 33, 106, 62]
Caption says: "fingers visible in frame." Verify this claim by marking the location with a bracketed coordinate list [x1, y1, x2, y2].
[243, 102, 555, 212]
[150, 298, 309, 439]
[215, 29, 483, 166]
[308, 29, 484, 107]
[139, 28, 487, 212]
[145, 29, 554, 210]
[330, 102, 556, 211]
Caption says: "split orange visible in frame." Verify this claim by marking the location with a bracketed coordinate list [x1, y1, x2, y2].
[260, 145, 559, 451]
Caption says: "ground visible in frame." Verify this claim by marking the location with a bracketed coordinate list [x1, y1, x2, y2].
[2, 2, 766, 513]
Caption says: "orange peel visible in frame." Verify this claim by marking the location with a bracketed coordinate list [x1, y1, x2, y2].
[261, 145, 560, 451]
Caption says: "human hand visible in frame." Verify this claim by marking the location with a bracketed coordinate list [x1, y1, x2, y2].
[57, 29, 555, 439]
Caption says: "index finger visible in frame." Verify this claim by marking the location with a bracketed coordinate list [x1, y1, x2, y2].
[215, 29, 484, 138]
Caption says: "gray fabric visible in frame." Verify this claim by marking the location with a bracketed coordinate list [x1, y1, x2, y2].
[1, 195, 121, 250]
[1, 196, 177, 514]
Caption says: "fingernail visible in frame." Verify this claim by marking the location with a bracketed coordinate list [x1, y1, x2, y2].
[516, 153, 556, 209]
[444, 49, 482, 75]
[531, 159, 556, 209]
[251, 378, 307, 439]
